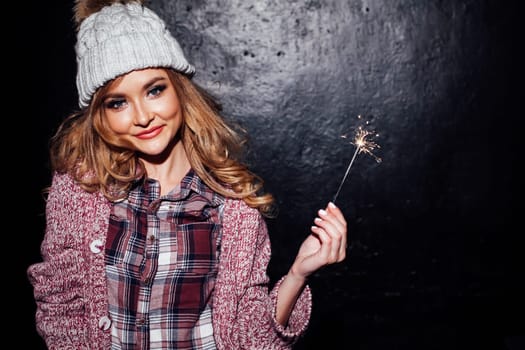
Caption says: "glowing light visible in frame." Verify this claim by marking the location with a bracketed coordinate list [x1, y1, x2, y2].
[332, 117, 381, 204]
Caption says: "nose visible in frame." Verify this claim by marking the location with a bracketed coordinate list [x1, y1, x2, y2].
[133, 102, 154, 126]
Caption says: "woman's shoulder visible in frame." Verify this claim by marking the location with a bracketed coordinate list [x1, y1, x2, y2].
[223, 197, 262, 219]
[49, 171, 109, 207]
[222, 197, 267, 239]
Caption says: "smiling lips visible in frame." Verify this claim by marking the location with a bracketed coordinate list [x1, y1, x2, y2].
[136, 126, 163, 139]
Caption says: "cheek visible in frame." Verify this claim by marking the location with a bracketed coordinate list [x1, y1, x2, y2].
[156, 90, 182, 121]
[106, 113, 133, 134]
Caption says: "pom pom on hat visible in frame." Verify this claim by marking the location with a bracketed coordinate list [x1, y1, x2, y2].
[73, 0, 146, 28]
[74, 1, 195, 108]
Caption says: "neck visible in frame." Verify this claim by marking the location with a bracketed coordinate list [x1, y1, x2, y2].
[140, 139, 191, 196]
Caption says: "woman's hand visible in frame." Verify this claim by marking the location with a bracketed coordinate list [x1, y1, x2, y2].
[289, 202, 348, 280]
[275, 202, 347, 325]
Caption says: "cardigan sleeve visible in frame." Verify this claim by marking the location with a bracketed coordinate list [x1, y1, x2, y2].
[27, 172, 110, 350]
[213, 199, 312, 350]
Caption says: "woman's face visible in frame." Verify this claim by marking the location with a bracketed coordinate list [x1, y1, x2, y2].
[102, 68, 183, 156]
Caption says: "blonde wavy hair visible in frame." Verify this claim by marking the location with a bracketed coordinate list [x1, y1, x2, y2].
[50, 69, 275, 217]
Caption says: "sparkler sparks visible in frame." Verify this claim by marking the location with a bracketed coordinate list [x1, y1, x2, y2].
[332, 118, 382, 204]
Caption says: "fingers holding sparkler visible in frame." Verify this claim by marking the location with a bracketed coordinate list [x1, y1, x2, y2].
[291, 202, 348, 279]
[311, 202, 347, 264]
[320, 202, 348, 260]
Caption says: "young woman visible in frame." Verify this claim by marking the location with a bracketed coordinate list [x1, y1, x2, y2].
[27, 1, 347, 349]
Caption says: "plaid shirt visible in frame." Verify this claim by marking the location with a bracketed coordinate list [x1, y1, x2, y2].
[105, 169, 224, 349]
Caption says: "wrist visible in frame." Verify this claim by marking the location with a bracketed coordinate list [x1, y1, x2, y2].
[286, 267, 307, 285]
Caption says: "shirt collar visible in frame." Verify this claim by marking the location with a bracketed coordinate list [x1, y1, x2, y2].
[182, 169, 225, 207]
[129, 168, 225, 207]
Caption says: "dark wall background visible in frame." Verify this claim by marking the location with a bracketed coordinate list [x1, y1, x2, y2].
[19, 0, 521, 349]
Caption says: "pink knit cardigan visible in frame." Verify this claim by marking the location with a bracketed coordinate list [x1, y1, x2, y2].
[28, 172, 312, 349]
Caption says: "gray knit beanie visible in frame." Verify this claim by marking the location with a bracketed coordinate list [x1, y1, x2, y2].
[75, 2, 195, 108]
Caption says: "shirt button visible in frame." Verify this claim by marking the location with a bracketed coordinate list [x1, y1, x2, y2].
[89, 239, 103, 254]
[148, 235, 155, 243]
[137, 318, 145, 325]
[98, 315, 112, 331]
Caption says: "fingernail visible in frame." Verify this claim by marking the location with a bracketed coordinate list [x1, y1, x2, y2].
[328, 202, 336, 209]
[319, 209, 327, 216]
[314, 218, 322, 224]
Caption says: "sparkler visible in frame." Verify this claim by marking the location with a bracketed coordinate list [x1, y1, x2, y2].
[332, 119, 382, 204]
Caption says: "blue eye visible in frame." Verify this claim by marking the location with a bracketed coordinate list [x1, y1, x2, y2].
[148, 84, 166, 97]
[105, 99, 126, 110]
